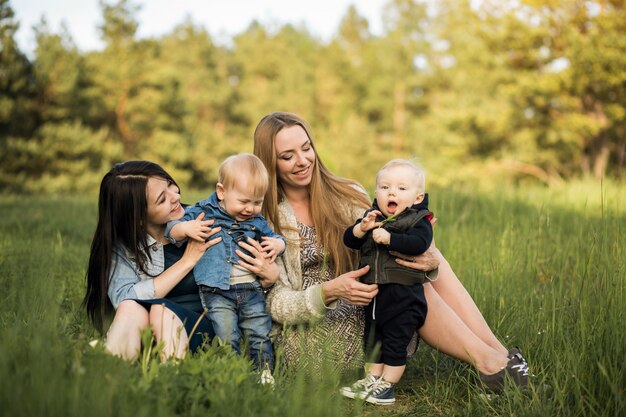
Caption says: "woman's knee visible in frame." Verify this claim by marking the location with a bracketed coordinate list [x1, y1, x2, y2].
[148, 304, 166, 333]
[149, 305, 185, 336]
[105, 300, 149, 360]
[115, 300, 150, 329]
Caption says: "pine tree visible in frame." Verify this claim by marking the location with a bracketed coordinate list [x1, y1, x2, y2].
[0, 0, 36, 137]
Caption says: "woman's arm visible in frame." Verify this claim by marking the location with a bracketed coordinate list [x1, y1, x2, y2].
[108, 229, 221, 307]
[235, 237, 280, 287]
[235, 237, 323, 324]
[266, 273, 328, 325]
[392, 239, 441, 271]
[151, 237, 220, 296]
[265, 265, 376, 325]
[108, 252, 155, 307]
[321, 266, 377, 305]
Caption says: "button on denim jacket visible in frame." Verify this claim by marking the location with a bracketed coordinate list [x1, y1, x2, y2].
[165, 192, 285, 290]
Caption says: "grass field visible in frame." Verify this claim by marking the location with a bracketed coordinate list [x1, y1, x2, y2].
[0, 181, 623, 416]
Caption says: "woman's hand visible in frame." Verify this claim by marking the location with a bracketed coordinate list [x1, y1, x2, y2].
[392, 242, 440, 271]
[154, 225, 221, 298]
[322, 266, 378, 306]
[236, 237, 280, 288]
[180, 224, 222, 265]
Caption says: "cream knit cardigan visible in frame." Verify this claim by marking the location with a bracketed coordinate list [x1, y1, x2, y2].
[266, 197, 367, 326]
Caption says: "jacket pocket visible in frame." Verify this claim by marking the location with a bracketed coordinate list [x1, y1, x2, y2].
[382, 260, 427, 285]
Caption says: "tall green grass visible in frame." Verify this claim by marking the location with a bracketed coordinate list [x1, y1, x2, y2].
[0, 182, 623, 417]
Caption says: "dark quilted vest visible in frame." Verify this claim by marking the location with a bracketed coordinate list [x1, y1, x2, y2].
[359, 207, 432, 285]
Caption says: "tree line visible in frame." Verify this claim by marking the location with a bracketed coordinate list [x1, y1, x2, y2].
[1, 0, 624, 193]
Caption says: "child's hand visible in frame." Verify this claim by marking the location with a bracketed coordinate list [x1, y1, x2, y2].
[176, 212, 215, 242]
[261, 237, 286, 263]
[353, 210, 382, 238]
[372, 228, 391, 245]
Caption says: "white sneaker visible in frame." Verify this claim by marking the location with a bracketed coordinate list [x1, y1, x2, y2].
[260, 369, 275, 386]
[88, 338, 102, 348]
[340, 374, 379, 399]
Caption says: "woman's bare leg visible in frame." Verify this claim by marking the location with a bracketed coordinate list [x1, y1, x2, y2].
[149, 304, 189, 359]
[105, 300, 149, 360]
[429, 247, 508, 355]
[419, 284, 508, 375]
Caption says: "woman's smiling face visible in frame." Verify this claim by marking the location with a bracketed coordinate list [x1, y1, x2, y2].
[146, 177, 184, 226]
[274, 125, 316, 191]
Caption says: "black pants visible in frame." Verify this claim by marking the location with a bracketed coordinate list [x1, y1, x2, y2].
[364, 283, 428, 366]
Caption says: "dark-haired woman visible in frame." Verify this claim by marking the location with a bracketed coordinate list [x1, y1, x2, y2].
[84, 161, 280, 360]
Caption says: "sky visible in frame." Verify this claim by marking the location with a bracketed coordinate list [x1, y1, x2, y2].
[12, 0, 388, 55]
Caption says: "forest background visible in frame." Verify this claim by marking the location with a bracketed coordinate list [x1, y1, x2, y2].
[1, 0, 625, 194]
[1, 1, 624, 416]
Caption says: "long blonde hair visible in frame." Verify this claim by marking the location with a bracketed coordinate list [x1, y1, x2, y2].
[253, 112, 371, 276]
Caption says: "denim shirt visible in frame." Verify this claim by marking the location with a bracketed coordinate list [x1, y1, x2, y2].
[165, 192, 285, 290]
[108, 235, 163, 308]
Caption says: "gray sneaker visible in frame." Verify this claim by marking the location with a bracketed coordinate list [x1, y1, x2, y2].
[479, 352, 530, 392]
[509, 346, 534, 377]
[340, 374, 379, 399]
[508, 346, 524, 360]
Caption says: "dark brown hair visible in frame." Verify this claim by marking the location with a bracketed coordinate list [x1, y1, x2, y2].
[83, 161, 177, 332]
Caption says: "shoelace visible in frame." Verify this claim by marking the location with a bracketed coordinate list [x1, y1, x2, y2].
[511, 353, 530, 376]
[511, 362, 530, 376]
[261, 370, 274, 383]
[368, 378, 392, 395]
[354, 375, 378, 391]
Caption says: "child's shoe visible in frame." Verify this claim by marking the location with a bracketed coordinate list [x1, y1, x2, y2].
[340, 374, 379, 399]
[260, 368, 275, 386]
[88, 338, 103, 348]
[259, 362, 275, 386]
[363, 378, 396, 405]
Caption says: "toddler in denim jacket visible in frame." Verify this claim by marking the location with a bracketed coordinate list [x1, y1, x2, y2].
[166, 153, 284, 384]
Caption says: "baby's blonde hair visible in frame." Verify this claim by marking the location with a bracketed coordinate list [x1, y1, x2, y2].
[218, 153, 269, 197]
[377, 159, 426, 193]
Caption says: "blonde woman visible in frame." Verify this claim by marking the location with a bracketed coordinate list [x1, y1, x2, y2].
[244, 112, 529, 396]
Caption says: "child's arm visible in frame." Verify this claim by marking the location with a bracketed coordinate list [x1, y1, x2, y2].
[381, 219, 433, 256]
[166, 211, 213, 243]
[353, 210, 382, 238]
[256, 219, 286, 263]
[343, 210, 382, 249]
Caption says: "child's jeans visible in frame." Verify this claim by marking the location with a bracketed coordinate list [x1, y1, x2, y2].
[199, 281, 274, 370]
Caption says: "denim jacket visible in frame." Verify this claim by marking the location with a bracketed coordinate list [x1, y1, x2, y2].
[165, 192, 285, 290]
[108, 235, 163, 308]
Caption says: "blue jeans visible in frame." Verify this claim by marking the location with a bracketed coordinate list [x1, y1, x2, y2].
[199, 281, 274, 370]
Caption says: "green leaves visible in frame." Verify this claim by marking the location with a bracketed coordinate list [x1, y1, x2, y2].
[379, 213, 397, 226]
[2, 0, 626, 194]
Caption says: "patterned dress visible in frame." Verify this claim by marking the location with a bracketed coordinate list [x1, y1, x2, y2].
[280, 222, 365, 371]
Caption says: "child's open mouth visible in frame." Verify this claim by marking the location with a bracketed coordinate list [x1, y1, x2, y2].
[387, 202, 398, 214]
